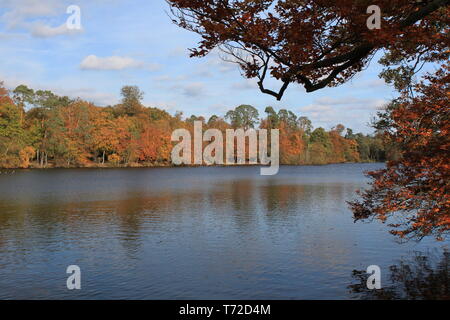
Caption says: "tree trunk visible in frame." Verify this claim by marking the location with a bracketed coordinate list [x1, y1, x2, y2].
[3, 142, 11, 157]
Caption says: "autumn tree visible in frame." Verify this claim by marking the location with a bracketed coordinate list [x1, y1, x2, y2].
[1, 81, 392, 169]
[278, 109, 298, 130]
[120, 85, 144, 116]
[298, 117, 313, 136]
[168, 0, 449, 240]
[329, 124, 360, 163]
[92, 110, 121, 164]
[145, 107, 172, 121]
[23, 89, 72, 167]
[186, 115, 206, 124]
[278, 121, 305, 165]
[0, 82, 38, 168]
[137, 121, 172, 164]
[264, 106, 279, 129]
[349, 66, 449, 240]
[61, 101, 95, 166]
[0, 97, 24, 165]
[168, 0, 449, 99]
[206, 115, 231, 132]
[0, 81, 7, 98]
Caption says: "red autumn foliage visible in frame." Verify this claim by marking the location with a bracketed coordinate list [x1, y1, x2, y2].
[168, 0, 449, 241]
[168, 0, 449, 99]
[349, 65, 450, 240]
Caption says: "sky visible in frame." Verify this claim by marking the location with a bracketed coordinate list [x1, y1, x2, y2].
[0, 0, 400, 134]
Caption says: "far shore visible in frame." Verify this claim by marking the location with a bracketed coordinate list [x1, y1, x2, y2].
[0, 161, 383, 172]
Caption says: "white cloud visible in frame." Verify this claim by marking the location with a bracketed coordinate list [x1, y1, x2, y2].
[350, 78, 387, 89]
[297, 96, 388, 132]
[145, 100, 178, 112]
[80, 55, 160, 71]
[145, 63, 162, 72]
[30, 22, 82, 38]
[0, 0, 78, 37]
[195, 52, 239, 77]
[169, 46, 189, 57]
[57, 87, 118, 106]
[182, 82, 205, 97]
[0, 73, 33, 90]
[306, 96, 387, 110]
[0, 73, 118, 106]
[231, 78, 259, 91]
[154, 74, 187, 82]
[0, 0, 62, 28]
[301, 104, 333, 113]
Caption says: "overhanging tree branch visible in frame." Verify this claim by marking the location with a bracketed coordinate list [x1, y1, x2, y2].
[168, 0, 450, 99]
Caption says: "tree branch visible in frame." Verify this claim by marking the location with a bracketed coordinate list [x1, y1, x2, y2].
[261, 0, 449, 97]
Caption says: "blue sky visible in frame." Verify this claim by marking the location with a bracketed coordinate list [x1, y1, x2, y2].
[0, 0, 400, 133]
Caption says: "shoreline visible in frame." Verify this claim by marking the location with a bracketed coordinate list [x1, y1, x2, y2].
[0, 161, 383, 172]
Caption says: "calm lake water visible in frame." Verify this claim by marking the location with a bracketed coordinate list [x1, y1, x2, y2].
[0, 164, 448, 299]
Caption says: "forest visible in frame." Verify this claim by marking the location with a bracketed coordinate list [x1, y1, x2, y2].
[164, 0, 448, 239]
[0, 82, 393, 169]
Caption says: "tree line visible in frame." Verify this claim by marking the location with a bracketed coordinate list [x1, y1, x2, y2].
[0, 83, 393, 169]
[166, 0, 449, 240]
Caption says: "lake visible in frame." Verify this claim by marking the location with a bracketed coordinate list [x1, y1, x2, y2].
[0, 164, 448, 299]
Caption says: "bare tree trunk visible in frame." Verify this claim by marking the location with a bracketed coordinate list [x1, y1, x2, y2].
[4, 144, 10, 157]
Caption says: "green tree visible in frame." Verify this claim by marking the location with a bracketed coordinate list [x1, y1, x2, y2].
[332, 124, 345, 136]
[345, 128, 355, 140]
[120, 85, 144, 116]
[207, 115, 219, 125]
[0, 103, 24, 160]
[278, 109, 297, 130]
[186, 115, 205, 124]
[298, 116, 312, 135]
[12, 85, 35, 109]
[310, 128, 331, 147]
[308, 127, 332, 164]
[264, 106, 279, 129]
[225, 104, 259, 130]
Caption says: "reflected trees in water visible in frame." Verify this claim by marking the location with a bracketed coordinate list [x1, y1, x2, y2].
[349, 250, 450, 300]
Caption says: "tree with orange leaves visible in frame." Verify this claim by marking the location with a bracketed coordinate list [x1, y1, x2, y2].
[349, 65, 449, 240]
[278, 120, 305, 165]
[137, 121, 172, 164]
[92, 110, 122, 164]
[168, 0, 449, 99]
[168, 0, 449, 241]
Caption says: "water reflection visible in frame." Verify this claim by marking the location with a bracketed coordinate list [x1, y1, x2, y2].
[349, 249, 450, 300]
[0, 164, 448, 299]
